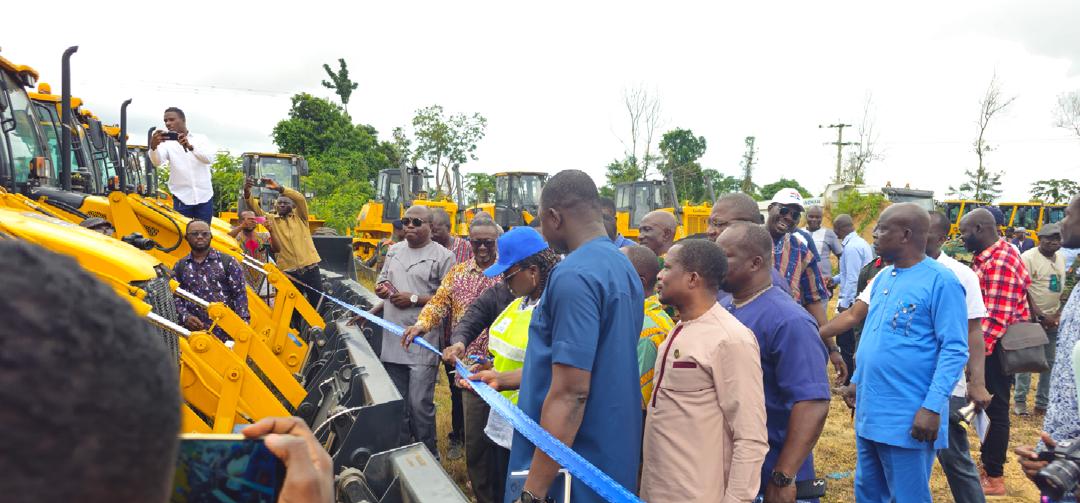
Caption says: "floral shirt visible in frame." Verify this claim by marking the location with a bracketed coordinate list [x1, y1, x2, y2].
[972, 239, 1032, 355]
[637, 294, 675, 408]
[414, 259, 501, 347]
[173, 249, 250, 342]
[1041, 287, 1080, 443]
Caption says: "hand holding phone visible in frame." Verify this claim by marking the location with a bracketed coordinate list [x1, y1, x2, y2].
[173, 433, 285, 502]
[242, 417, 334, 503]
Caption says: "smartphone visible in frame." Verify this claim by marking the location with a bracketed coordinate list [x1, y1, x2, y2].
[377, 281, 399, 295]
[171, 433, 284, 503]
[162, 131, 179, 141]
[254, 216, 266, 224]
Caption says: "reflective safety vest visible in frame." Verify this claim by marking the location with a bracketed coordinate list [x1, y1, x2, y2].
[487, 297, 535, 404]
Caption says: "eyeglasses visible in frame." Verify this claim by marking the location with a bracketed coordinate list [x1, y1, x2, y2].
[187, 231, 211, 237]
[399, 217, 428, 228]
[470, 238, 496, 248]
[503, 267, 524, 283]
[707, 217, 753, 229]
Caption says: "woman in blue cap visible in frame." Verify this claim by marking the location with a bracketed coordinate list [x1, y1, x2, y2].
[458, 226, 559, 496]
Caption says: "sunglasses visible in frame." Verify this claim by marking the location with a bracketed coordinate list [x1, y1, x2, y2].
[774, 205, 802, 221]
[399, 217, 428, 228]
[470, 238, 496, 248]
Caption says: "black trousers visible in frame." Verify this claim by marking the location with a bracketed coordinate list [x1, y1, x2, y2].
[443, 361, 464, 439]
[981, 344, 1012, 477]
[288, 265, 323, 332]
[836, 307, 857, 386]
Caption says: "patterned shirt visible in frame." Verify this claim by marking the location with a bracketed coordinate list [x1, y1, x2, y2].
[173, 250, 250, 342]
[414, 258, 501, 348]
[773, 232, 831, 307]
[972, 239, 1032, 355]
[637, 294, 675, 408]
[235, 230, 271, 289]
[1041, 287, 1080, 443]
[445, 235, 474, 264]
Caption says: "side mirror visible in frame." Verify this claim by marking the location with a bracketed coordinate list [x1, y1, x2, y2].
[242, 155, 256, 177]
[296, 158, 309, 176]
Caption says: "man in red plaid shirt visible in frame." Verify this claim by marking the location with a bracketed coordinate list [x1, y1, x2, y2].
[960, 207, 1031, 496]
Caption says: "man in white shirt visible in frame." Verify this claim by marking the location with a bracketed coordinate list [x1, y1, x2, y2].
[821, 211, 990, 503]
[149, 107, 216, 222]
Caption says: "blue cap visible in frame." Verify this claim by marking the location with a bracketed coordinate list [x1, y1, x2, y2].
[484, 227, 548, 277]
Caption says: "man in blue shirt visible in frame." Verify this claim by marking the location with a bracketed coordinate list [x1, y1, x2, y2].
[718, 222, 831, 502]
[831, 214, 874, 385]
[850, 203, 968, 502]
[509, 170, 645, 503]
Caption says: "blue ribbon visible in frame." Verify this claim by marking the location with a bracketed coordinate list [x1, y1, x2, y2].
[305, 284, 642, 503]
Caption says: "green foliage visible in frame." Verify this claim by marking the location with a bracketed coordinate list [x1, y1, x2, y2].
[464, 173, 496, 205]
[834, 189, 889, 234]
[701, 169, 742, 200]
[949, 167, 1003, 202]
[758, 178, 812, 201]
[410, 105, 487, 195]
[273, 93, 394, 232]
[1030, 178, 1080, 204]
[602, 156, 641, 195]
[659, 128, 708, 202]
[321, 58, 359, 109]
[210, 152, 244, 214]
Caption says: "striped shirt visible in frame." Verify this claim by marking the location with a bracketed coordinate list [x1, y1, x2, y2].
[637, 294, 675, 408]
[972, 239, 1032, 355]
[773, 232, 831, 307]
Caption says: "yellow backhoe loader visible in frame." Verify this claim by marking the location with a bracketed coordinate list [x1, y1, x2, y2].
[461, 171, 546, 233]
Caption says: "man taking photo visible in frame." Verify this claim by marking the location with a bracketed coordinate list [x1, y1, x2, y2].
[149, 107, 216, 222]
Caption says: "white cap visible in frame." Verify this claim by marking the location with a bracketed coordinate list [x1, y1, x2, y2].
[770, 188, 805, 209]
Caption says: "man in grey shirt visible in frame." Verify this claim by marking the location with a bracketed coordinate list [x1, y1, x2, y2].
[805, 205, 843, 280]
[375, 205, 455, 456]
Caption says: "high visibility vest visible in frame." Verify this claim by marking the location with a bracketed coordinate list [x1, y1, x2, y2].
[487, 297, 535, 404]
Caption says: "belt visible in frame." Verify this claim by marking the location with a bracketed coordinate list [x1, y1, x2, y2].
[287, 263, 319, 274]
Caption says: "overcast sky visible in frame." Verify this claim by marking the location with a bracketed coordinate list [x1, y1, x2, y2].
[5, 0, 1079, 200]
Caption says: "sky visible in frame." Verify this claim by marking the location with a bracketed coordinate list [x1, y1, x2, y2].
[4, 0, 1079, 201]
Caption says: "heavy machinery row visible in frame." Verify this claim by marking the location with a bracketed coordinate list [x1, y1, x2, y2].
[0, 47, 1069, 502]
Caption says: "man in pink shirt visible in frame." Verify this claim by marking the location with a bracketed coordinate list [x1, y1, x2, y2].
[641, 238, 769, 503]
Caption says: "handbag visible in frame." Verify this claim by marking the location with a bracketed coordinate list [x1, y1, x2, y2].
[998, 321, 1050, 375]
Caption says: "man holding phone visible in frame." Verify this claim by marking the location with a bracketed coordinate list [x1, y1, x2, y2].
[149, 107, 217, 223]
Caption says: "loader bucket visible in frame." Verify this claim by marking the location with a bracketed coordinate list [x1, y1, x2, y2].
[313, 234, 358, 279]
[336, 443, 470, 503]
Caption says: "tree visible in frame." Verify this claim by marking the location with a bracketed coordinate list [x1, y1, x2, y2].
[1031, 178, 1080, 204]
[210, 152, 244, 214]
[409, 105, 487, 198]
[758, 178, 812, 201]
[845, 93, 882, 185]
[272, 93, 394, 232]
[740, 136, 758, 196]
[949, 74, 1014, 201]
[1054, 91, 1080, 138]
[464, 173, 497, 205]
[321, 59, 359, 115]
[658, 128, 708, 202]
[701, 169, 741, 199]
[616, 85, 662, 181]
[601, 156, 642, 198]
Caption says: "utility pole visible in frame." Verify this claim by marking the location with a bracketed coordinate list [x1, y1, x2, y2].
[740, 136, 757, 194]
[819, 123, 859, 183]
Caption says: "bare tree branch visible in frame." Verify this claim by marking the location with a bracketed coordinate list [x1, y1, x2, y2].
[1054, 91, 1080, 138]
[616, 84, 662, 180]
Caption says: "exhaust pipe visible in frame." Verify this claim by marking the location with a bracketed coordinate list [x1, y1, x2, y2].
[119, 99, 131, 193]
[146, 127, 156, 196]
[59, 46, 78, 191]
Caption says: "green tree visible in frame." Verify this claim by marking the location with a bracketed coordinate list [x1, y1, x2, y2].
[949, 74, 1013, 202]
[702, 169, 741, 199]
[321, 58, 359, 114]
[210, 152, 244, 214]
[835, 189, 889, 234]
[601, 156, 642, 198]
[758, 178, 812, 201]
[465, 173, 497, 205]
[1031, 178, 1080, 204]
[272, 93, 394, 232]
[658, 128, 708, 202]
[410, 105, 487, 197]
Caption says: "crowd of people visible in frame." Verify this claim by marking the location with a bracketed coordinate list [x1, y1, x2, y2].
[361, 169, 1080, 503]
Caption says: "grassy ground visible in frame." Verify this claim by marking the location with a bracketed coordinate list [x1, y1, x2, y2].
[433, 370, 1047, 502]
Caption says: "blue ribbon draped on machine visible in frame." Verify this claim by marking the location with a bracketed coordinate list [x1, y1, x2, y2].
[312, 286, 643, 503]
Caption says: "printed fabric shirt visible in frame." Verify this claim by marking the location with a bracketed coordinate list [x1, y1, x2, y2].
[445, 235, 474, 264]
[637, 294, 676, 408]
[774, 232, 831, 307]
[972, 239, 1032, 355]
[853, 257, 968, 450]
[1042, 288, 1080, 443]
[413, 258, 502, 347]
[173, 250, 250, 341]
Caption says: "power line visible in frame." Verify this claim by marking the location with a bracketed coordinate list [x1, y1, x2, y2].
[819, 123, 858, 183]
[74, 79, 296, 97]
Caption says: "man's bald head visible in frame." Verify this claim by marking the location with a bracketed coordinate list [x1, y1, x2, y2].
[707, 192, 762, 240]
[958, 208, 1000, 254]
[806, 205, 825, 231]
[715, 222, 774, 294]
[639, 210, 678, 256]
[873, 203, 929, 262]
[539, 169, 602, 254]
[718, 222, 774, 267]
[832, 214, 855, 239]
[621, 245, 661, 293]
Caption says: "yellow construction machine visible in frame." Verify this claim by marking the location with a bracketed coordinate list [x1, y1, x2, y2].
[228, 152, 325, 231]
[941, 199, 988, 238]
[614, 174, 711, 241]
[996, 201, 1069, 243]
[461, 171, 546, 233]
[353, 164, 461, 261]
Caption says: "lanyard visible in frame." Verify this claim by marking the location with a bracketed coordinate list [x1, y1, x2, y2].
[292, 278, 643, 503]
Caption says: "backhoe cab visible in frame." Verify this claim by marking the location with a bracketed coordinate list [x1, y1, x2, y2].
[463, 171, 546, 231]
[941, 200, 988, 238]
[353, 165, 426, 261]
[615, 179, 674, 240]
[235, 152, 324, 230]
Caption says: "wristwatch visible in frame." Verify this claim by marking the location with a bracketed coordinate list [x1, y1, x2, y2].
[828, 346, 841, 354]
[519, 490, 554, 503]
[409, 294, 419, 306]
[770, 470, 795, 487]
